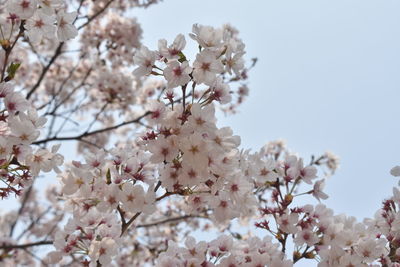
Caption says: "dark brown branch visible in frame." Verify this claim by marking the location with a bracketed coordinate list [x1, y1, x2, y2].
[156, 191, 176, 202]
[136, 215, 206, 228]
[119, 191, 180, 236]
[33, 111, 151, 145]
[1, 21, 25, 82]
[120, 212, 141, 237]
[154, 181, 162, 192]
[75, 0, 85, 17]
[77, 0, 115, 30]
[0, 240, 53, 250]
[117, 205, 126, 225]
[26, 43, 64, 99]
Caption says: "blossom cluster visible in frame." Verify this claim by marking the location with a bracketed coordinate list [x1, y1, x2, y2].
[1, 0, 400, 266]
[48, 97, 255, 264]
[46, 146, 156, 265]
[143, 102, 257, 223]
[81, 12, 143, 68]
[133, 23, 251, 113]
[157, 235, 292, 267]
[1, 0, 78, 45]
[363, 185, 400, 266]
[89, 66, 137, 110]
[0, 82, 63, 198]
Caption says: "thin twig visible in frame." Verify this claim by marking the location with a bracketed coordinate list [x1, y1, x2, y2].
[9, 182, 35, 237]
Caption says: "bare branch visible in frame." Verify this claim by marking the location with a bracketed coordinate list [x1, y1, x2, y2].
[9, 182, 35, 237]
[77, 0, 115, 30]
[137, 215, 207, 228]
[0, 240, 53, 250]
[120, 212, 141, 237]
[26, 43, 64, 99]
[33, 111, 151, 145]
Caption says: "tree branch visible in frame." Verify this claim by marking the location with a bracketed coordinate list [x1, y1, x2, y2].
[120, 212, 141, 237]
[77, 0, 115, 30]
[32, 111, 151, 145]
[26, 43, 64, 99]
[9, 183, 35, 237]
[0, 240, 53, 250]
[137, 215, 207, 228]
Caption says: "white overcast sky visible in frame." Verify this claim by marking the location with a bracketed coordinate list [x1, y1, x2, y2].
[134, 0, 400, 220]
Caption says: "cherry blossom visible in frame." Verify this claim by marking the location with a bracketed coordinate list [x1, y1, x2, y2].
[7, 0, 37, 19]
[25, 10, 56, 44]
[0, 1, 398, 266]
[193, 49, 224, 85]
[190, 24, 223, 49]
[133, 46, 156, 77]
[158, 34, 186, 60]
[56, 11, 78, 41]
[163, 60, 192, 88]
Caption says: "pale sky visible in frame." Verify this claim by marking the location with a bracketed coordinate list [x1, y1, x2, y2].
[134, 0, 400, 220]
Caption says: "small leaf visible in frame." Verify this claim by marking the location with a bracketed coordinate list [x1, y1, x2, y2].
[178, 51, 187, 63]
[232, 232, 242, 240]
[5, 62, 21, 81]
[106, 168, 111, 184]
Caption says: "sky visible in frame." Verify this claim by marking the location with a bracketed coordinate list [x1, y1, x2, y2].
[134, 0, 400, 220]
